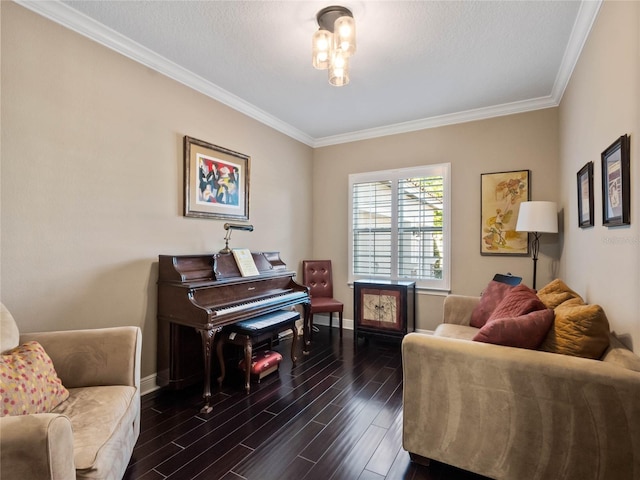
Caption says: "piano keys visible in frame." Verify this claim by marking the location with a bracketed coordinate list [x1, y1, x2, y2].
[156, 251, 311, 413]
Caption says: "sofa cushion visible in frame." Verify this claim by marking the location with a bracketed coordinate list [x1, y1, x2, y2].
[434, 323, 479, 341]
[487, 284, 546, 321]
[1, 304, 20, 353]
[540, 303, 610, 359]
[470, 280, 514, 328]
[52, 385, 137, 472]
[536, 278, 584, 309]
[0, 341, 69, 416]
[601, 335, 640, 372]
[473, 308, 554, 349]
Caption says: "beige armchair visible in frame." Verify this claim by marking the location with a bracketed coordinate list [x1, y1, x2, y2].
[0, 304, 141, 480]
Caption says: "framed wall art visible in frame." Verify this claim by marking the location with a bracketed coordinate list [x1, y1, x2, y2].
[577, 161, 594, 228]
[184, 135, 250, 220]
[601, 134, 630, 227]
[481, 169, 530, 256]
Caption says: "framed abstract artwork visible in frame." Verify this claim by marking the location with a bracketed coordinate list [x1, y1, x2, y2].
[601, 134, 630, 227]
[183, 135, 250, 220]
[480, 169, 530, 256]
[577, 162, 594, 228]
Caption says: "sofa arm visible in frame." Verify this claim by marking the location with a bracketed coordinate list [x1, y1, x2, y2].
[20, 326, 141, 389]
[442, 294, 480, 325]
[0, 414, 75, 480]
[401, 333, 640, 480]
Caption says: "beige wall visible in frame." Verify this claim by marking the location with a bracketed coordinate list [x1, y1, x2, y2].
[559, 0, 640, 351]
[0, 3, 313, 378]
[313, 109, 560, 332]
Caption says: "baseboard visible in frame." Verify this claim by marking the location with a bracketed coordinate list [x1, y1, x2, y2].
[141, 374, 161, 396]
[312, 314, 354, 330]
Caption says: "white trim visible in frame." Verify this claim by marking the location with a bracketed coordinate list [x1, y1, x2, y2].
[551, 0, 602, 104]
[141, 374, 161, 396]
[312, 96, 558, 147]
[16, 0, 601, 149]
[312, 314, 354, 331]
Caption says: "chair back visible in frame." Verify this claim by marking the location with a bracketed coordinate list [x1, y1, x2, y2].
[1, 304, 20, 353]
[302, 260, 334, 299]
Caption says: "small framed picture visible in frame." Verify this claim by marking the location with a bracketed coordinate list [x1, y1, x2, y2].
[601, 134, 630, 227]
[183, 136, 250, 220]
[577, 162, 594, 228]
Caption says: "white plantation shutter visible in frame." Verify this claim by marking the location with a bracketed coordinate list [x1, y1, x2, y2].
[349, 164, 450, 291]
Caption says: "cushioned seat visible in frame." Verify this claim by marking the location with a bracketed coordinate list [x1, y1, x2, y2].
[216, 309, 300, 393]
[302, 260, 343, 336]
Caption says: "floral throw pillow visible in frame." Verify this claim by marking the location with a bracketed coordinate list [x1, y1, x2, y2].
[0, 341, 69, 416]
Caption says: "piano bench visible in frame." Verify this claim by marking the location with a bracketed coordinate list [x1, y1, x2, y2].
[216, 309, 300, 394]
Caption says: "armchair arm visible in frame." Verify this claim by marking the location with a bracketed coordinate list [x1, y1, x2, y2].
[20, 326, 141, 389]
[0, 414, 75, 480]
[442, 294, 480, 325]
[402, 333, 640, 480]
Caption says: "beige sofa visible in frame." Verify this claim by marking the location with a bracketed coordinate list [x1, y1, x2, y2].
[402, 294, 640, 480]
[0, 304, 141, 480]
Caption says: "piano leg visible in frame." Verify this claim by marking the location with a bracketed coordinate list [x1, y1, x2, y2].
[196, 326, 222, 414]
[242, 337, 252, 394]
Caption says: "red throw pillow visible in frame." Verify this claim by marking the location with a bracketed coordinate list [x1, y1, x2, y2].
[470, 280, 515, 328]
[487, 284, 546, 322]
[473, 309, 555, 349]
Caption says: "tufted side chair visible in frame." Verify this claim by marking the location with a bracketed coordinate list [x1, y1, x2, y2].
[302, 260, 344, 337]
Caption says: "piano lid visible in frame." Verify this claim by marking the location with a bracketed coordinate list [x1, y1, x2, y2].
[158, 251, 290, 283]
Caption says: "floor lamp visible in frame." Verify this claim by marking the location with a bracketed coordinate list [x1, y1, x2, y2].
[515, 201, 558, 289]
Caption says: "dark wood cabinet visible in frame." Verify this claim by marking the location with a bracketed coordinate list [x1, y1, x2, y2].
[353, 280, 415, 345]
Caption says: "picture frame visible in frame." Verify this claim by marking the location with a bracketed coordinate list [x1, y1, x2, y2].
[601, 134, 630, 227]
[480, 169, 530, 255]
[577, 161, 594, 228]
[184, 135, 250, 220]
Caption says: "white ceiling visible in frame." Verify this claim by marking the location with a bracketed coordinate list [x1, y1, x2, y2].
[19, 0, 601, 147]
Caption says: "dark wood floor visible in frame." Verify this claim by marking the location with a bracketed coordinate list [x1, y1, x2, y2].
[124, 326, 490, 480]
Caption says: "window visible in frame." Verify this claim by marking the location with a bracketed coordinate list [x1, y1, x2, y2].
[348, 163, 451, 291]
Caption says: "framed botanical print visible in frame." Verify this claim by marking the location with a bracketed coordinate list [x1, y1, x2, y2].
[481, 169, 530, 255]
[184, 135, 250, 220]
[601, 134, 630, 227]
[577, 162, 594, 228]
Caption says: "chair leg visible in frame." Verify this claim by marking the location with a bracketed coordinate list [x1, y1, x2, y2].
[339, 312, 343, 337]
[290, 323, 298, 365]
[329, 312, 333, 330]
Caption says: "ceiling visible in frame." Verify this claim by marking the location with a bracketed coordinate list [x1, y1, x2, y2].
[19, 0, 601, 147]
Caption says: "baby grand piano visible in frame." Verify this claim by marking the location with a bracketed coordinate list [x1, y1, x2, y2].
[157, 251, 310, 413]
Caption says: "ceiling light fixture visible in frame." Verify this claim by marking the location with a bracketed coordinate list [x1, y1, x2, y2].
[312, 5, 356, 87]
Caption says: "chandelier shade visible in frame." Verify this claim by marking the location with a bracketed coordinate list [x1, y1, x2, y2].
[312, 5, 356, 86]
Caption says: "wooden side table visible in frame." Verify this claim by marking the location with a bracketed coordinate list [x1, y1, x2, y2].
[353, 280, 415, 345]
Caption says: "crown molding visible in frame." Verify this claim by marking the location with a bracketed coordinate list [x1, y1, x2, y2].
[15, 0, 315, 147]
[551, 0, 602, 103]
[16, 0, 601, 149]
[312, 96, 559, 147]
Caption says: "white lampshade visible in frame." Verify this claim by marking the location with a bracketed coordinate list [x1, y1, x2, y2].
[516, 201, 558, 233]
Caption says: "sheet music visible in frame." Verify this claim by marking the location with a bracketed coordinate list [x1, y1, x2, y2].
[232, 248, 260, 276]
